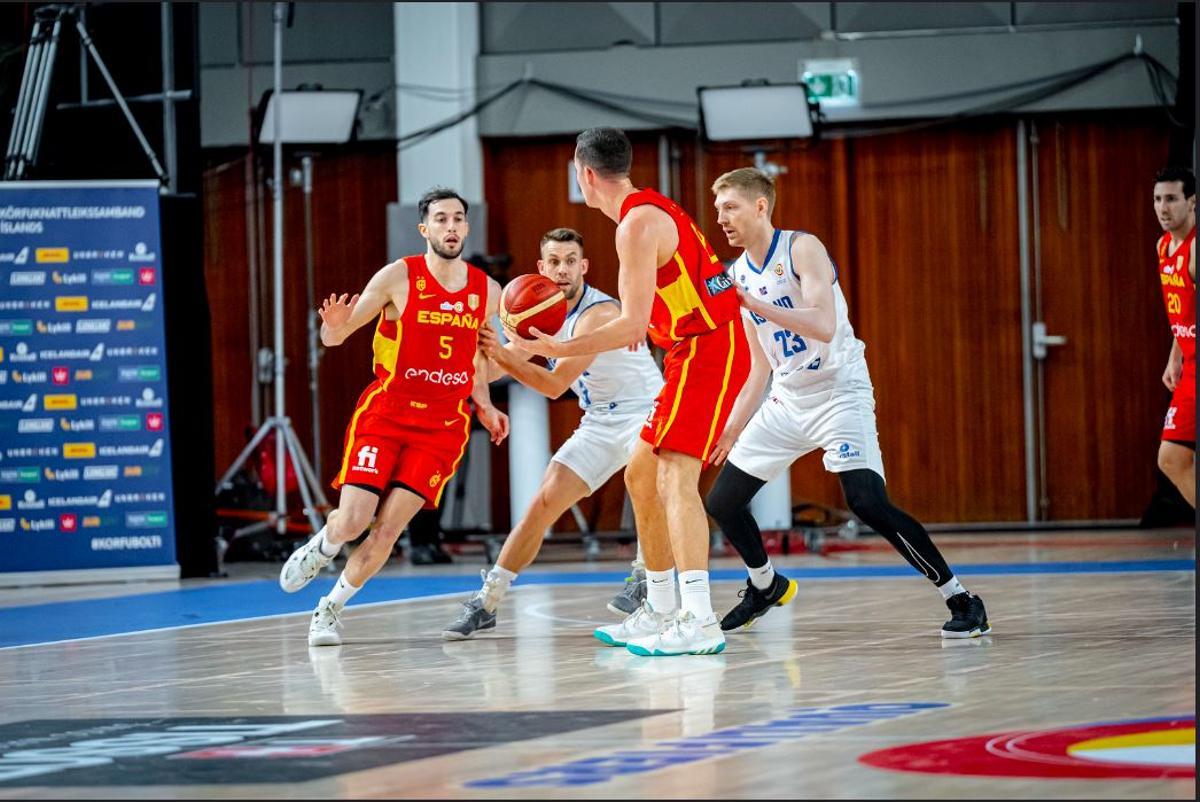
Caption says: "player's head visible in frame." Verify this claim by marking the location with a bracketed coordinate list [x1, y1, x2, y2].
[712, 167, 776, 247]
[574, 128, 632, 207]
[418, 186, 469, 260]
[1153, 166, 1196, 233]
[537, 228, 589, 301]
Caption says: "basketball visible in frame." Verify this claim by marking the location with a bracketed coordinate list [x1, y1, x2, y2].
[499, 273, 568, 338]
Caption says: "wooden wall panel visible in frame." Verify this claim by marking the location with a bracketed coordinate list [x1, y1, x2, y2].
[841, 123, 1027, 522]
[197, 111, 1164, 532]
[1034, 114, 1172, 520]
[203, 145, 397, 499]
[202, 159, 255, 478]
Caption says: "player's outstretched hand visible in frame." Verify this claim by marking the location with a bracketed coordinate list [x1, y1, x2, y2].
[477, 404, 510, 445]
[503, 325, 563, 358]
[319, 293, 359, 330]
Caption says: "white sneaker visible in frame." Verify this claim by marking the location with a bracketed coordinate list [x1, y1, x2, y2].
[626, 611, 725, 656]
[279, 534, 335, 593]
[594, 602, 665, 647]
[308, 596, 343, 647]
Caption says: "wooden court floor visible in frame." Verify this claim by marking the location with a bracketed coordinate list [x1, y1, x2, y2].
[0, 529, 1194, 799]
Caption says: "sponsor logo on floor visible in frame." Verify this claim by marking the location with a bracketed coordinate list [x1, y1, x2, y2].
[0, 712, 665, 786]
[468, 702, 950, 788]
[858, 716, 1194, 779]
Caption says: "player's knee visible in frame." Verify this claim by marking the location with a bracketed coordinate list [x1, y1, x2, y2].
[624, 461, 656, 501]
[704, 484, 738, 525]
[841, 470, 889, 523]
[330, 508, 372, 540]
[1158, 446, 1192, 478]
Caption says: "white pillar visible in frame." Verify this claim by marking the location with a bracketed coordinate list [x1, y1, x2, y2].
[506, 383, 551, 529]
[751, 473, 792, 530]
[393, 2, 482, 208]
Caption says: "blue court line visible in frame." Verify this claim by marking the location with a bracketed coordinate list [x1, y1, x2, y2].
[4, 559, 1193, 649]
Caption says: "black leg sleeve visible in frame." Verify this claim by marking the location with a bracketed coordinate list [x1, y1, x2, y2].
[705, 463, 770, 569]
[838, 468, 955, 586]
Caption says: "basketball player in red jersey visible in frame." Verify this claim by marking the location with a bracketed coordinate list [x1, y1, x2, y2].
[506, 128, 750, 656]
[279, 187, 509, 646]
[1152, 166, 1196, 508]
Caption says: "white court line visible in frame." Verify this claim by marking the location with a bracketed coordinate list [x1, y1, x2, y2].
[0, 589, 477, 652]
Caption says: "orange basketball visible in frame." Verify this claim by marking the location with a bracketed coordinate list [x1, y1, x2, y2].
[499, 273, 567, 338]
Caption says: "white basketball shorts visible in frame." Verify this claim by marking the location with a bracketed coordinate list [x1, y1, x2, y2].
[728, 361, 886, 482]
[552, 402, 652, 493]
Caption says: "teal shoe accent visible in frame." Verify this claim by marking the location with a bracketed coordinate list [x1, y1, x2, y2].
[593, 628, 624, 646]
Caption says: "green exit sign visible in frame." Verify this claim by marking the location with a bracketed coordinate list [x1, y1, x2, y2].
[801, 59, 860, 108]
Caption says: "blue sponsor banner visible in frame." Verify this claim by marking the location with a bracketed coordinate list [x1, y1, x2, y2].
[0, 181, 177, 575]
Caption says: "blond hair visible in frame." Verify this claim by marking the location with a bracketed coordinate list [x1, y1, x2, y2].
[711, 167, 776, 216]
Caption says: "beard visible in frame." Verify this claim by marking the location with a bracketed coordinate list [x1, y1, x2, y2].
[431, 239, 464, 260]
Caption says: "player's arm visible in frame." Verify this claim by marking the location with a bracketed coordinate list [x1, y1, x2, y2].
[1163, 337, 1183, 391]
[319, 260, 407, 347]
[709, 316, 771, 466]
[478, 326, 536, 382]
[492, 303, 614, 398]
[507, 208, 661, 357]
[738, 233, 837, 342]
[472, 277, 509, 444]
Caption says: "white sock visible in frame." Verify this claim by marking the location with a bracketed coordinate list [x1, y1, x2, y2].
[646, 568, 677, 614]
[678, 569, 715, 623]
[316, 526, 338, 558]
[481, 565, 517, 612]
[748, 560, 775, 590]
[327, 572, 361, 608]
[938, 576, 966, 600]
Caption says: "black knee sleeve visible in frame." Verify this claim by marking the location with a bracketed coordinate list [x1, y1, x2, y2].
[705, 463, 770, 569]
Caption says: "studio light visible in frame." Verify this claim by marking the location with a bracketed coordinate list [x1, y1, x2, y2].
[697, 83, 815, 142]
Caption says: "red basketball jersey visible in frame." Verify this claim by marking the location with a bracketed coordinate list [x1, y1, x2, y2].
[370, 255, 488, 405]
[1157, 226, 1196, 368]
[619, 188, 741, 350]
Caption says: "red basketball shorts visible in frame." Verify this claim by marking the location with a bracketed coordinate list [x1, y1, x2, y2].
[642, 318, 750, 462]
[332, 382, 472, 508]
[1162, 361, 1196, 443]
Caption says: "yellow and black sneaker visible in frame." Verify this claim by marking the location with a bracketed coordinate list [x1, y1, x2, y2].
[719, 573, 799, 631]
[941, 592, 991, 639]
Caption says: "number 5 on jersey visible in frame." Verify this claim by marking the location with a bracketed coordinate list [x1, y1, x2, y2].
[439, 335, 453, 359]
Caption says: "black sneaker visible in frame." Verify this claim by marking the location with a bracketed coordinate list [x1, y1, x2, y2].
[941, 592, 991, 638]
[720, 573, 799, 631]
[606, 568, 647, 616]
[441, 596, 496, 640]
[410, 542, 454, 565]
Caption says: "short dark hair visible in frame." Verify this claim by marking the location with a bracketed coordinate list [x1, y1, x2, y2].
[418, 186, 468, 222]
[1154, 166, 1195, 199]
[575, 127, 632, 178]
[540, 227, 584, 253]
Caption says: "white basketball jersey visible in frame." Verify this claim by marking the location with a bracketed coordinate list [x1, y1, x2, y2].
[730, 229, 865, 398]
[549, 284, 664, 410]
